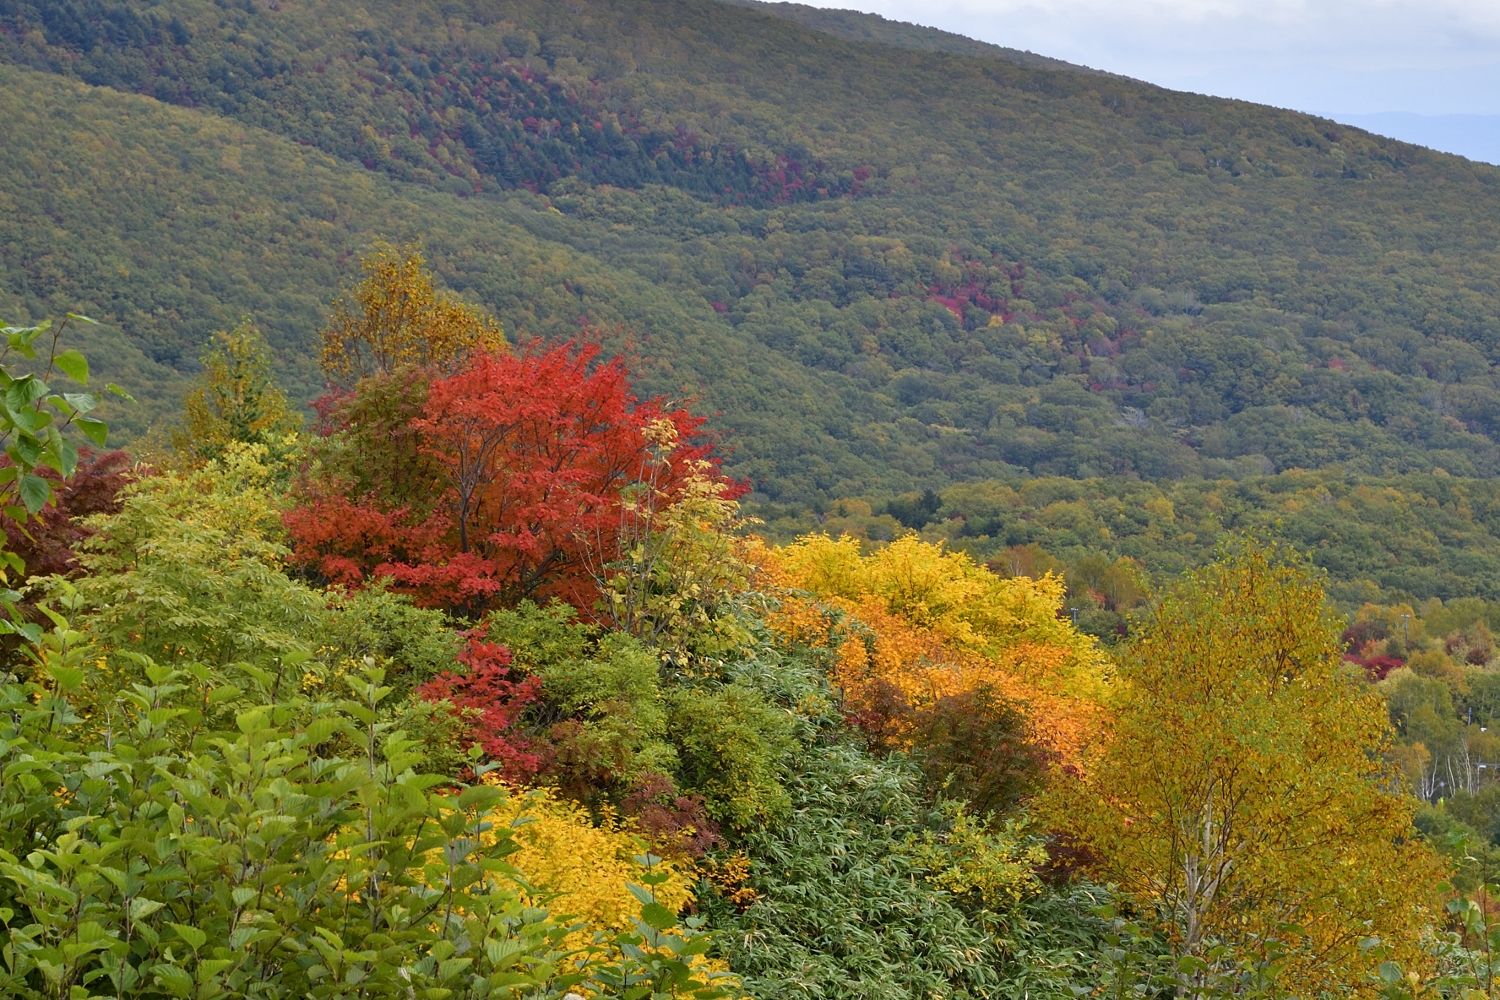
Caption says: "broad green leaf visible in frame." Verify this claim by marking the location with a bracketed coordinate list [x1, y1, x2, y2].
[77, 416, 109, 447]
[18, 474, 50, 514]
[53, 349, 88, 384]
[129, 898, 165, 922]
[640, 901, 678, 932]
[5, 374, 48, 409]
[169, 922, 207, 951]
[61, 392, 97, 415]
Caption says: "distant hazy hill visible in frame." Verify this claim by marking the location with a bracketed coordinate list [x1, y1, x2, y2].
[3, 0, 1500, 502]
[1332, 112, 1500, 166]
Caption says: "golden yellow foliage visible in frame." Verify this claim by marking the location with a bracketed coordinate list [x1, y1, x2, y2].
[1044, 546, 1444, 996]
[766, 533, 1111, 775]
[764, 593, 842, 650]
[480, 786, 697, 951]
[701, 851, 759, 910]
[320, 243, 506, 382]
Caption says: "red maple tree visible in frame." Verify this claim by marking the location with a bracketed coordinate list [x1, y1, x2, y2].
[287, 341, 723, 614]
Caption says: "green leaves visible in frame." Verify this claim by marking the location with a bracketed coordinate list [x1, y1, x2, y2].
[701, 742, 1006, 1000]
[0, 592, 738, 999]
[77, 415, 108, 447]
[17, 474, 48, 515]
[52, 350, 88, 385]
[0, 315, 113, 531]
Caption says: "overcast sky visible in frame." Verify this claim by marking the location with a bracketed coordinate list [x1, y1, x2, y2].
[795, 0, 1500, 117]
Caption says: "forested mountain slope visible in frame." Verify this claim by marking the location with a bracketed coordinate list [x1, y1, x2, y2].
[4, 0, 1500, 501]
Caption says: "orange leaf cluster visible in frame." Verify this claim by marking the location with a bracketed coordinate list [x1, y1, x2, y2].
[767, 534, 1111, 777]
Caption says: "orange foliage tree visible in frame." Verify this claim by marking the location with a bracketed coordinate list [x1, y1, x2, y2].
[761, 533, 1111, 787]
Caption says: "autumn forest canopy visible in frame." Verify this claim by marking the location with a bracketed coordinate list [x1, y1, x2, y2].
[5, 0, 1500, 996]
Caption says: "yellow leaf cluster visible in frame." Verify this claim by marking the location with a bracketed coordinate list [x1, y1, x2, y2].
[482, 787, 697, 951]
[763, 593, 841, 650]
[1044, 546, 1444, 995]
[768, 533, 1112, 775]
[320, 244, 506, 382]
[700, 851, 759, 910]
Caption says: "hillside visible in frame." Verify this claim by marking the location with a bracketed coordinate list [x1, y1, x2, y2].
[4, 0, 1500, 503]
[6, 5, 1500, 994]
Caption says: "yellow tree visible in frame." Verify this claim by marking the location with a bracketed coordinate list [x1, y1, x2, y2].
[319, 243, 505, 383]
[764, 533, 1111, 777]
[1046, 544, 1442, 996]
[170, 322, 301, 465]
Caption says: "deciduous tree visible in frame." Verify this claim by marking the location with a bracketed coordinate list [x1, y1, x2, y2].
[1045, 544, 1443, 996]
[319, 244, 505, 383]
[289, 341, 724, 615]
[766, 533, 1110, 778]
[170, 322, 301, 465]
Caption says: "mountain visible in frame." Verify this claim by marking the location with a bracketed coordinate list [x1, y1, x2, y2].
[3, 0, 1500, 503]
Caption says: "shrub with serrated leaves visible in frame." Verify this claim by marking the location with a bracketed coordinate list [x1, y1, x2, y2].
[0, 626, 738, 999]
[319, 583, 463, 695]
[479, 601, 797, 842]
[55, 441, 324, 672]
[666, 684, 797, 832]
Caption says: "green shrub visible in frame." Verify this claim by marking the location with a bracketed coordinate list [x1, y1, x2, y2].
[667, 685, 796, 831]
[0, 621, 734, 999]
[701, 742, 1004, 999]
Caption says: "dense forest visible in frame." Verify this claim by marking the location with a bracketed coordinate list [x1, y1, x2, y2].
[2, 258, 1495, 997]
[6, 0, 1500, 994]
[3, 0, 1500, 504]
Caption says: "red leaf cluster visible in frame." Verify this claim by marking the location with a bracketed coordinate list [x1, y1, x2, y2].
[416, 625, 543, 783]
[287, 340, 724, 615]
[1, 450, 133, 578]
[620, 772, 722, 858]
[1342, 651, 1406, 681]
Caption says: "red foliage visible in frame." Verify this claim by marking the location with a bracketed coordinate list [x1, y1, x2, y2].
[416, 625, 543, 783]
[1342, 651, 1405, 681]
[621, 772, 722, 858]
[284, 491, 448, 588]
[1, 450, 133, 578]
[287, 340, 726, 614]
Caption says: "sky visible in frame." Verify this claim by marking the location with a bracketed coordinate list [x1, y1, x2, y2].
[793, 0, 1500, 119]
